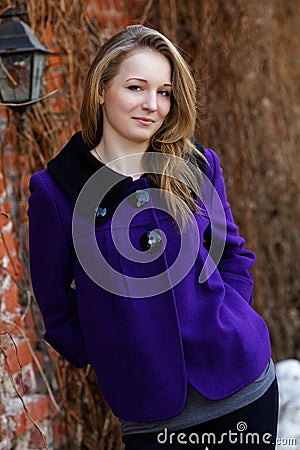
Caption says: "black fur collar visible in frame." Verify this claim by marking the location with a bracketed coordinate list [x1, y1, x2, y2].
[47, 131, 205, 225]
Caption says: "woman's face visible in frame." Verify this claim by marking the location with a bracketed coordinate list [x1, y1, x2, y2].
[101, 49, 172, 148]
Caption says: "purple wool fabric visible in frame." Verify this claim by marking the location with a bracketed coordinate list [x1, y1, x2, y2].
[27, 133, 271, 422]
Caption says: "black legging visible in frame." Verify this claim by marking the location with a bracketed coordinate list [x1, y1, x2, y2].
[122, 377, 279, 449]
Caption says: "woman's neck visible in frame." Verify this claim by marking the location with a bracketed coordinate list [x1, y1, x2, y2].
[92, 135, 148, 179]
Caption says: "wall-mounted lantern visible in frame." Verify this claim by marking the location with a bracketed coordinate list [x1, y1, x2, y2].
[0, 8, 54, 129]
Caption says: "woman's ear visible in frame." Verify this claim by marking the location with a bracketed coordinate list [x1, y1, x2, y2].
[98, 84, 105, 105]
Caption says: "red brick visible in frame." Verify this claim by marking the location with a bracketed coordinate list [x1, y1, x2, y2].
[0, 201, 11, 217]
[28, 424, 49, 449]
[23, 308, 36, 329]
[0, 243, 7, 261]
[0, 174, 5, 195]
[5, 340, 33, 373]
[28, 395, 49, 420]
[25, 329, 38, 348]
[8, 395, 49, 437]
[52, 417, 64, 447]
[0, 229, 21, 275]
[5, 150, 18, 174]
[4, 282, 20, 314]
[34, 349, 45, 370]
[11, 314, 25, 331]
[14, 364, 36, 395]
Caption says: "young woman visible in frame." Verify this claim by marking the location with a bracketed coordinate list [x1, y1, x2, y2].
[28, 25, 278, 449]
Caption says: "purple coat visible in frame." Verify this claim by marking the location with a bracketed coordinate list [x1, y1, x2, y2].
[28, 132, 271, 422]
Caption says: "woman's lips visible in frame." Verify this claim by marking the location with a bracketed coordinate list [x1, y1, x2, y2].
[132, 117, 155, 125]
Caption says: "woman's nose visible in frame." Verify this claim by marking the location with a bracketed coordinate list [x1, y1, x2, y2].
[142, 92, 158, 112]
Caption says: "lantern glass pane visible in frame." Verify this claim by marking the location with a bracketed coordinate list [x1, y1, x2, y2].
[31, 52, 46, 100]
[0, 53, 32, 103]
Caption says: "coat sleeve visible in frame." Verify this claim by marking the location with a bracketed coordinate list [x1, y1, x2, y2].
[204, 149, 256, 305]
[28, 172, 90, 367]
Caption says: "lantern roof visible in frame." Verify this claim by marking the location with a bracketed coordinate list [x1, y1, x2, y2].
[0, 10, 51, 55]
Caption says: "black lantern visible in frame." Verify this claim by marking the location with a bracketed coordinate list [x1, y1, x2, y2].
[0, 8, 52, 126]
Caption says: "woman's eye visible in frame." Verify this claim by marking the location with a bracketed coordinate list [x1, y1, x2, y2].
[128, 85, 142, 91]
[158, 90, 171, 97]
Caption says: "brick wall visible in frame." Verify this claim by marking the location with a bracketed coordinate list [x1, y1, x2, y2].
[0, 105, 61, 449]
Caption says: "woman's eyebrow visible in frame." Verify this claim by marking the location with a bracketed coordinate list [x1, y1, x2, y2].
[125, 77, 147, 82]
[125, 77, 172, 86]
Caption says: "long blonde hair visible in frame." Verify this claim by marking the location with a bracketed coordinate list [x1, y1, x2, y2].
[80, 24, 206, 230]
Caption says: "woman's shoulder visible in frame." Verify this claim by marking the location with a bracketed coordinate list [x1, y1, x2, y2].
[192, 142, 222, 182]
[29, 168, 73, 212]
[29, 168, 60, 192]
[204, 147, 222, 171]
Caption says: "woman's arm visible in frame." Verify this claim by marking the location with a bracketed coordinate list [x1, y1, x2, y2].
[204, 149, 256, 305]
[28, 172, 90, 367]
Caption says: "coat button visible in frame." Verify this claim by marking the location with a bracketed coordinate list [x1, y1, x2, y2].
[96, 206, 107, 218]
[140, 230, 162, 252]
[128, 189, 150, 208]
[95, 206, 108, 225]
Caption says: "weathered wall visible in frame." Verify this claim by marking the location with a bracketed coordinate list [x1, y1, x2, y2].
[0, 100, 54, 448]
[1, 1, 299, 449]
